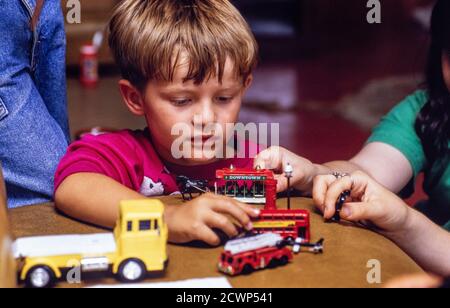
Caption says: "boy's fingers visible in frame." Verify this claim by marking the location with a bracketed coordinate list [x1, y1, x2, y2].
[212, 199, 255, 230]
[253, 148, 272, 169]
[237, 203, 261, 218]
[206, 212, 239, 239]
[196, 224, 221, 246]
[253, 157, 266, 169]
[312, 174, 336, 213]
[253, 147, 282, 170]
[275, 174, 288, 192]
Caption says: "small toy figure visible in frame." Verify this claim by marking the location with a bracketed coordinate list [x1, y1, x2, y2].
[14, 200, 168, 288]
[176, 175, 210, 201]
[331, 190, 351, 222]
[284, 163, 293, 210]
[218, 233, 293, 276]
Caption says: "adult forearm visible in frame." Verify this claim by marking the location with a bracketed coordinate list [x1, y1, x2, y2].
[296, 162, 362, 195]
[322, 161, 365, 174]
[387, 209, 450, 276]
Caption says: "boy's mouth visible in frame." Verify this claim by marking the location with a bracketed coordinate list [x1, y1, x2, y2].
[190, 135, 221, 148]
[191, 135, 217, 143]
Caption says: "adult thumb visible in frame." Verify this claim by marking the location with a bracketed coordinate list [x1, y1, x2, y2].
[340, 202, 378, 222]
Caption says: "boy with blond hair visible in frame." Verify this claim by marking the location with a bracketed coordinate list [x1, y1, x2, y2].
[55, 0, 261, 245]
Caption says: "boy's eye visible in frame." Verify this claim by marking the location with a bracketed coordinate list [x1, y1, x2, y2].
[216, 96, 233, 104]
[171, 99, 192, 106]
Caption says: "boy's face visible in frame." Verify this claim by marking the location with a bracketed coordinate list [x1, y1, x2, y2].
[122, 57, 252, 166]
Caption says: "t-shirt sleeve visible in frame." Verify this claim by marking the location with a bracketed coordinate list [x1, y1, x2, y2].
[54, 132, 144, 192]
[367, 90, 428, 177]
[444, 220, 450, 232]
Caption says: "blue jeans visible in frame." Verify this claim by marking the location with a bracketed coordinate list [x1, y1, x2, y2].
[0, 0, 69, 208]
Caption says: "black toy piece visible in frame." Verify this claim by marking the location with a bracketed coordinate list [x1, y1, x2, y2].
[277, 237, 324, 255]
[331, 190, 351, 222]
[176, 175, 210, 201]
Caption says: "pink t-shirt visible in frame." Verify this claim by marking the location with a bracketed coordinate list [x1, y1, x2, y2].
[54, 129, 261, 197]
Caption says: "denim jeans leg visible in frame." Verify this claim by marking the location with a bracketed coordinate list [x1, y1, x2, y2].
[33, 0, 70, 141]
[0, 0, 68, 208]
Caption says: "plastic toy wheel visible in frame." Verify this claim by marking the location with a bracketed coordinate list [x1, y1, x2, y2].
[268, 259, 279, 269]
[242, 264, 254, 275]
[279, 256, 289, 266]
[25, 266, 56, 288]
[117, 259, 147, 283]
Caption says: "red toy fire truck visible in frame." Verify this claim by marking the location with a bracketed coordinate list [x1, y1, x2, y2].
[218, 233, 293, 276]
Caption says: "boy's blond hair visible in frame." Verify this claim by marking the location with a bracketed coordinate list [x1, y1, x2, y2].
[108, 0, 258, 90]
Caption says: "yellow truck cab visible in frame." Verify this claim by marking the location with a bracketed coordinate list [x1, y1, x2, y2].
[14, 200, 168, 288]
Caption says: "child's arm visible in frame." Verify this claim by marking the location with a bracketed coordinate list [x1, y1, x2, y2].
[55, 173, 146, 228]
[314, 171, 450, 277]
[55, 173, 259, 245]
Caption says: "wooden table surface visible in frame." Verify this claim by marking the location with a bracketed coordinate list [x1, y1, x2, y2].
[9, 196, 423, 288]
[0, 166, 16, 288]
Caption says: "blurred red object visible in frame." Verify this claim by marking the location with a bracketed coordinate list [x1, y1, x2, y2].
[80, 44, 99, 88]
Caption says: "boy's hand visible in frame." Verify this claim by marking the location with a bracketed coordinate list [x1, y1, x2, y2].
[312, 171, 411, 234]
[164, 193, 260, 246]
[253, 146, 322, 193]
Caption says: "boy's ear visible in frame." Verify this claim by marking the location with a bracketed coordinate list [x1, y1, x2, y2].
[243, 74, 253, 91]
[118, 80, 146, 116]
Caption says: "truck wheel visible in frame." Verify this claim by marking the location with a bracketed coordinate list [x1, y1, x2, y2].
[268, 259, 279, 269]
[25, 266, 56, 288]
[279, 256, 289, 266]
[242, 264, 254, 275]
[117, 259, 147, 283]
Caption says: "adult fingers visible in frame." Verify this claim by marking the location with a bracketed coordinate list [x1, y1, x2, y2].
[312, 174, 336, 213]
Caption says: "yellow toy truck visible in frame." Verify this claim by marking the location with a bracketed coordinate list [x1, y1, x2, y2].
[13, 200, 168, 288]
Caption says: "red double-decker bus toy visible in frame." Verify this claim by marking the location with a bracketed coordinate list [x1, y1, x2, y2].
[252, 209, 311, 243]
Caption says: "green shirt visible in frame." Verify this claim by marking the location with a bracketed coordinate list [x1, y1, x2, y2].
[367, 90, 450, 231]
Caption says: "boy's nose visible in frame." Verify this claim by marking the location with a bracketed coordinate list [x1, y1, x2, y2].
[193, 101, 216, 126]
